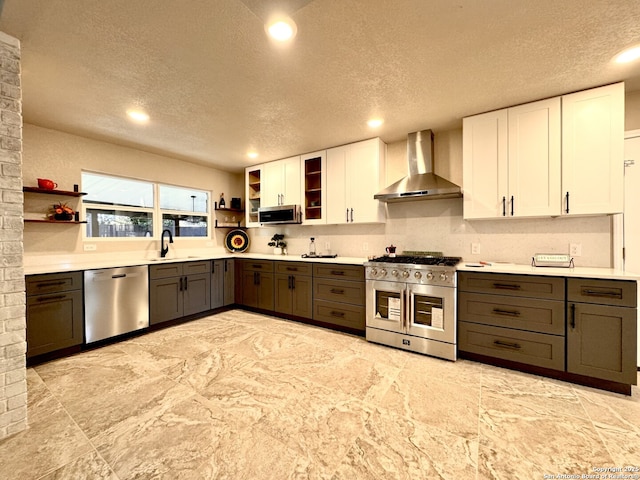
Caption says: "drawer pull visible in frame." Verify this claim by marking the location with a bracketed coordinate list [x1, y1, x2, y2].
[35, 280, 67, 288]
[37, 294, 66, 302]
[330, 310, 345, 318]
[330, 270, 345, 276]
[286, 267, 298, 272]
[492, 283, 521, 291]
[492, 308, 521, 317]
[493, 340, 522, 350]
[580, 288, 622, 299]
[330, 288, 345, 295]
[252, 264, 263, 269]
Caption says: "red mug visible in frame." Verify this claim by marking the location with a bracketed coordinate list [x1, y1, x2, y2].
[37, 178, 57, 190]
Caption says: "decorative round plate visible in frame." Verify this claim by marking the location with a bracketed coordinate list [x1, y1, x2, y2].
[225, 229, 250, 253]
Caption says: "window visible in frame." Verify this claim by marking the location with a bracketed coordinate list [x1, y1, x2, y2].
[159, 184, 209, 237]
[82, 173, 210, 239]
[83, 173, 155, 238]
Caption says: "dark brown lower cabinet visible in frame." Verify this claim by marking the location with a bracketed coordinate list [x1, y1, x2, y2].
[150, 261, 211, 325]
[312, 263, 365, 332]
[26, 272, 84, 358]
[211, 259, 236, 309]
[566, 277, 637, 385]
[274, 261, 313, 318]
[241, 260, 274, 310]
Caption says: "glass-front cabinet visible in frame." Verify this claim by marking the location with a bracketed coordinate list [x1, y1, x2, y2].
[301, 150, 326, 225]
[245, 165, 262, 227]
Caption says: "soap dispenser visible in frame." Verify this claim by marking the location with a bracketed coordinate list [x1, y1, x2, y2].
[309, 237, 316, 257]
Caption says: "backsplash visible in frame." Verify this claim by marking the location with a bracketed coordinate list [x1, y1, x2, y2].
[248, 198, 612, 267]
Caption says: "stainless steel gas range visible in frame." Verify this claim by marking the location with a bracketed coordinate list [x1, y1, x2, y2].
[364, 254, 461, 361]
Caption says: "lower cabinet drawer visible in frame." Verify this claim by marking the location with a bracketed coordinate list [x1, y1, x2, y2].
[313, 300, 365, 331]
[458, 321, 565, 371]
[458, 292, 565, 335]
[314, 279, 365, 305]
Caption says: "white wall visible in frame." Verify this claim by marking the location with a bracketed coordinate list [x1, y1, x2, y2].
[22, 124, 244, 257]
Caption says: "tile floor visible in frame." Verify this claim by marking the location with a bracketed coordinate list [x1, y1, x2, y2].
[1, 309, 639, 479]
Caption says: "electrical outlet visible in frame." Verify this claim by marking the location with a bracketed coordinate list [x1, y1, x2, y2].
[83, 244, 97, 251]
[471, 243, 481, 255]
[570, 243, 582, 257]
[325, 241, 331, 251]
[362, 242, 369, 251]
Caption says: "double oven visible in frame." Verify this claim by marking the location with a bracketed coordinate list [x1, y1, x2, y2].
[364, 255, 460, 361]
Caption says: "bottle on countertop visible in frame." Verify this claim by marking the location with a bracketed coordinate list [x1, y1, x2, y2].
[309, 237, 316, 256]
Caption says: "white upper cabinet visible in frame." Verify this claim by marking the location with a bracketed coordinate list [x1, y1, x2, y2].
[262, 156, 301, 207]
[463, 98, 560, 219]
[561, 82, 624, 216]
[326, 137, 386, 224]
[245, 165, 262, 227]
[463, 83, 624, 219]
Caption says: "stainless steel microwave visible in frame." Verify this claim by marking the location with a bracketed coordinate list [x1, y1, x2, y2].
[258, 204, 302, 224]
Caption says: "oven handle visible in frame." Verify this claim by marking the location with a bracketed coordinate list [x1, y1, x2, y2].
[404, 287, 410, 332]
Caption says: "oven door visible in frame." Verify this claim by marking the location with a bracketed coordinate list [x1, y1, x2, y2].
[406, 283, 456, 345]
[366, 280, 406, 334]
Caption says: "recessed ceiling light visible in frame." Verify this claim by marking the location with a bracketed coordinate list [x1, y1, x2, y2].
[265, 15, 297, 42]
[613, 45, 640, 63]
[126, 109, 149, 123]
[367, 118, 384, 128]
[247, 151, 258, 159]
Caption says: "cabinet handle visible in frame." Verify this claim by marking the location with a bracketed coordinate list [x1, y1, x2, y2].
[492, 283, 521, 291]
[580, 288, 622, 299]
[570, 303, 576, 329]
[492, 308, 521, 317]
[35, 280, 66, 288]
[346, 208, 349, 222]
[493, 340, 522, 350]
[179, 277, 183, 291]
[510, 195, 514, 216]
[565, 191, 570, 214]
[330, 310, 345, 318]
[330, 288, 345, 295]
[288, 275, 293, 289]
[224, 260, 228, 272]
[350, 208, 354, 222]
[254, 272, 259, 285]
[502, 196, 506, 217]
[330, 270, 345, 276]
[36, 294, 66, 302]
[291, 276, 295, 290]
[183, 276, 188, 291]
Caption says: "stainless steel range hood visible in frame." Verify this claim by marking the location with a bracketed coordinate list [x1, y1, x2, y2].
[374, 130, 462, 202]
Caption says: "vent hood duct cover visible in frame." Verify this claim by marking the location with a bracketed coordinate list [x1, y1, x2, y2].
[374, 130, 462, 202]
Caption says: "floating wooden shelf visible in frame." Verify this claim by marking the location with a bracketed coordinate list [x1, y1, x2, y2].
[214, 206, 244, 213]
[25, 219, 87, 224]
[214, 219, 244, 229]
[23, 186, 87, 197]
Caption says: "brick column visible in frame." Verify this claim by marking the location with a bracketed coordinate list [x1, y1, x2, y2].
[0, 31, 26, 440]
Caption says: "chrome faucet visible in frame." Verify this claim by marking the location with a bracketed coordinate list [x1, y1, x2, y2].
[160, 229, 173, 258]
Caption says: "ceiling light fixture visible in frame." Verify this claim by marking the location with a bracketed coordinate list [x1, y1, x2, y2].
[126, 109, 150, 123]
[367, 118, 384, 128]
[613, 45, 640, 63]
[247, 151, 258, 159]
[265, 15, 297, 42]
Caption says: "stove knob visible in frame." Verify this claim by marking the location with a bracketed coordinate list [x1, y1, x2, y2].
[379, 269, 387, 277]
[370, 268, 378, 277]
[402, 270, 410, 279]
[414, 271, 422, 279]
[392, 269, 399, 277]
[426, 272, 434, 281]
[439, 272, 448, 281]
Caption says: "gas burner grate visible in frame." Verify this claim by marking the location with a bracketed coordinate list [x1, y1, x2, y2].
[368, 255, 461, 267]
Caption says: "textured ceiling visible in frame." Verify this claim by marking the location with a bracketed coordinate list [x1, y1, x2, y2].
[1, 0, 640, 172]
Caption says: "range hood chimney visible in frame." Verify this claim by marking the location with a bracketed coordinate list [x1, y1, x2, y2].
[374, 130, 462, 202]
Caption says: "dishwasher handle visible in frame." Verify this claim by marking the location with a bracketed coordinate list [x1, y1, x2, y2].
[112, 273, 127, 279]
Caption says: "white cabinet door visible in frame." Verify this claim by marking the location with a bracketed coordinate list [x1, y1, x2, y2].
[326, 145, 348, 224]
[462, 110, 508, 219]
[261, 156, 301, 207]
[508, 97, 561, 217]
[347, 138, 386, 224]
[562, 82, 624, 216]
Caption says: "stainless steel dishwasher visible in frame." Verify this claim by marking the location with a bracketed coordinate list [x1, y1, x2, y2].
[84, 265, 149, 343]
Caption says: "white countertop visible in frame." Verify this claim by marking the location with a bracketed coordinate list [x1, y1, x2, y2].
[457, 262, 640, 282]
[23, 251, 369, 275]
